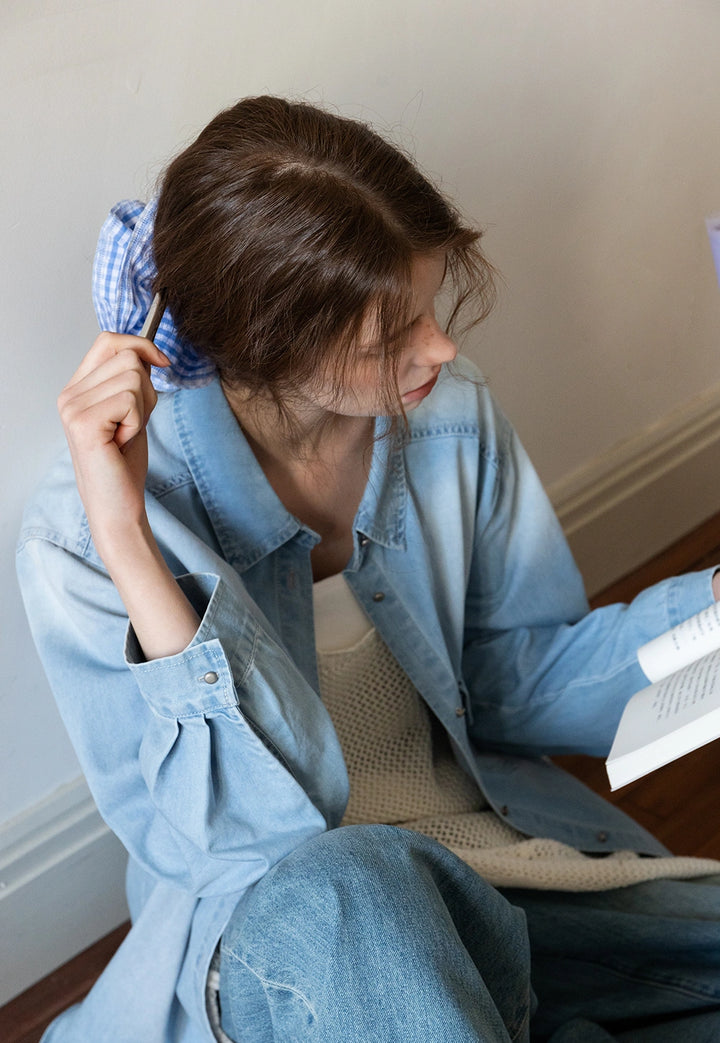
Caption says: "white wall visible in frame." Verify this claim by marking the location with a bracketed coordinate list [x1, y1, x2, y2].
[2, 0, 720, 993]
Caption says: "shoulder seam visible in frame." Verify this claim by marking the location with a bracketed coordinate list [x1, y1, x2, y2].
[407, 423, 503, 471]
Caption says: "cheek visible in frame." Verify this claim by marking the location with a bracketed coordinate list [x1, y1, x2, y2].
[347, 359, 400, 414]
[354, 357, 388, 395]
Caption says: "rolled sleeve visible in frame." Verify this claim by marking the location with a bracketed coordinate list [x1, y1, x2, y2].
[17, 541, 337, 896]
[125, 573, 257, 719]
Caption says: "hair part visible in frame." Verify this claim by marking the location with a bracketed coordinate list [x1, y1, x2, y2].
[152, 95, 496, 426]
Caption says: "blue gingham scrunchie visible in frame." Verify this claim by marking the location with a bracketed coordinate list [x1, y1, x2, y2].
[92, 198, 216, 391]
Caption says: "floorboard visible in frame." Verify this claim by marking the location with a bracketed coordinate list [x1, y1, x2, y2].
[3, 510, 720, 1041]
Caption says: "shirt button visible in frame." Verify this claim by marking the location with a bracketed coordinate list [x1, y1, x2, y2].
[500, 805, 509, 816]
[202, 671, 219, 685]
[455, 706, 466, 717]
[372, 591, 385, 602]
[359, 535, 370, 547]
[596, 831, 608, 843]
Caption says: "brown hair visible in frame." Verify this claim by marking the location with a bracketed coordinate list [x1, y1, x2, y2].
[152, 95, 495, 418]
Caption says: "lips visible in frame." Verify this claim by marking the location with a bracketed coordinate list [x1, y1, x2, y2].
[401, 372, 439, 405]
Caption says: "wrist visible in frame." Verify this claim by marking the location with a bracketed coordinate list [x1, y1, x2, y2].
[91, 514, 155, 569]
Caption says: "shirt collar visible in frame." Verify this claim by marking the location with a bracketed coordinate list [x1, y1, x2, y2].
[355, 416, 407, 553]
[173, 378, 407, 572]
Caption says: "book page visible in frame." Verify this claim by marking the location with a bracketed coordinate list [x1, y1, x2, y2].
[610, 646, 720, 762]
[637, 601, 720, 683]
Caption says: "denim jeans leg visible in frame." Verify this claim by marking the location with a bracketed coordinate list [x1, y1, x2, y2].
[219, 824, 534, 1042]
[502, 875, 720, 1042]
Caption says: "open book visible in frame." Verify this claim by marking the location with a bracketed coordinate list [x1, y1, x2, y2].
[606, 602, 720, 790]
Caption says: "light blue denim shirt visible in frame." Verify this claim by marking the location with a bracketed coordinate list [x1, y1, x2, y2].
[17, 356, 716, 1043]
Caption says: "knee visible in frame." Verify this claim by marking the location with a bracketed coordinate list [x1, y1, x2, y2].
[230, 823, 502, 940]
[258, 824, 413, 910]
[220, 825, 532, 1041]
[221, 825, 406, 966]
[274, 822, 473, 891]
[225, 826, 421, 936]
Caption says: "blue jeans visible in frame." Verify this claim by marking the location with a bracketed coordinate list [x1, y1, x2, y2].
[219, 825, 720, 1042]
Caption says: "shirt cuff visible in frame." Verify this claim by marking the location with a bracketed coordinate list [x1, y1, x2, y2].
[124, 573, 257, 719]
[664, 565, 718, 629]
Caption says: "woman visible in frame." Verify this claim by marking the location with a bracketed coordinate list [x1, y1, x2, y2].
[18, 96, 720, 1042]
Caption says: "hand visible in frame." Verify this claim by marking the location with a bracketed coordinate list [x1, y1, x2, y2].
[58, 333, 200, 660]
[58, 332, 169, 556]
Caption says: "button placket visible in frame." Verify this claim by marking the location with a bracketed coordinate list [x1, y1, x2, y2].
[456, 680, 474, 725]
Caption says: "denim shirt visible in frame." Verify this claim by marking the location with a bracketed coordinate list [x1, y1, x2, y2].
[17, 356, 716, 1043]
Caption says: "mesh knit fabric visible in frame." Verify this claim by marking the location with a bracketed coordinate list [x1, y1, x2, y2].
[317, 628, 720, 892]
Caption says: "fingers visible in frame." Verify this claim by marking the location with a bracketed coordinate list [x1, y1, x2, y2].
[67, 330, 170, 388]
[60, 368, 153, 453]
[58, 333, 169, 451]
[61, 349, 153, 422]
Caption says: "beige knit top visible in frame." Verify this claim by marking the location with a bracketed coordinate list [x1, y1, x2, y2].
[314, 573, 720, 892]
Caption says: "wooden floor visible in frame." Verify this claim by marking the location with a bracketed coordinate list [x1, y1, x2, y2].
[3, 511, 720, 1043]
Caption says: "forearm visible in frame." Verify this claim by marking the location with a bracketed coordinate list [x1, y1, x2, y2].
[57, 333, 199, 659]
[99, 519, 200, 660]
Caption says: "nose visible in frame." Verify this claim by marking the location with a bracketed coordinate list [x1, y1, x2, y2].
[414, 316, 457, 366]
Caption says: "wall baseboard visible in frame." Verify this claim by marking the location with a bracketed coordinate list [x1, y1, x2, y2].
[0, 778, 128, 1007]
[549, 382, 720, 596]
